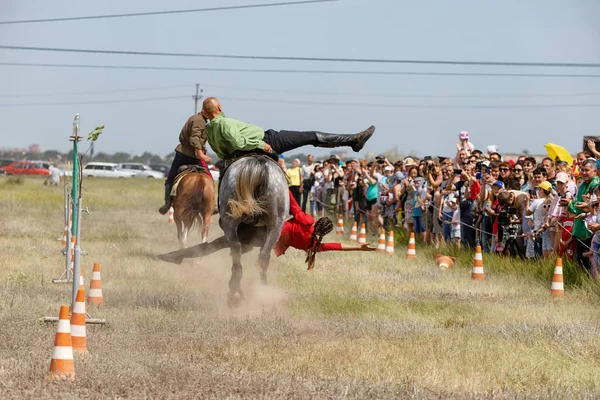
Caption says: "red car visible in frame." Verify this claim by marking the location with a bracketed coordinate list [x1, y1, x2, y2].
[1, 161, 50, 176]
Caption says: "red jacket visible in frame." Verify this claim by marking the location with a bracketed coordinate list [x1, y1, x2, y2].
[273, 191, 342, 256]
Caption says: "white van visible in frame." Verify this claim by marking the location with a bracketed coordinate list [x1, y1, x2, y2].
[82, 162, 135, 178]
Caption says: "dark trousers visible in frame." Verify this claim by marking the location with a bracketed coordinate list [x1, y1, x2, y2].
[301, 180, 312, 212]
[460, 216, 476, 250]
[263, 130, 319, 155]
[576, 237, 593, 273]
[166, 151, 212, 184]
[290, 186, 301, 205]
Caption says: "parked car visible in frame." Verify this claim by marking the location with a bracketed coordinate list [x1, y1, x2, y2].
[117, 162, 165, 179]
[0, 159, 15, 168]
[1, 161, 50, 176]
[82, 162, 135, 178]
[149, 164, 170, 176]
[0, 159, 13, 175]
[56, 166, 73, 177]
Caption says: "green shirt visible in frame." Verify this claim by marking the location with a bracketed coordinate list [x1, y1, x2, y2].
[205, 112, 266, 160]
[568, 176, 599, 238]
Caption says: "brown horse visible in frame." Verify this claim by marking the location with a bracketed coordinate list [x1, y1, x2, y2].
[172, 170, 215, 248]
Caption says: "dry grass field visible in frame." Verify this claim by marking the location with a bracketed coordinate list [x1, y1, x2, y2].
[2, 176, 600, 399]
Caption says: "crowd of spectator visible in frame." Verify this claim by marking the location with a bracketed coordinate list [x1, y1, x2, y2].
[278, 132, 600, 278]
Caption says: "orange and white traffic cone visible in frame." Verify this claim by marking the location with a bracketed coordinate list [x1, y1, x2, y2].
[385, 230, 395, 255]
[88, 262, 103, 305]
[70, 288, 87, 354]
[49, 305, 75, 380]
[336, 215, 344, 236]
[358, 223, 367, 245]
[69, 235, 76, 273]
[472, 245, 485, 281]
[60, 224, 68, 246]
[60, 211, 72, 245]
[79, 267, 85, 292]
[551, 258, 564, 297]
[376, 229, 386, 252]
[349, 221, 358, 241]
[406, 232, 416, 259]
[168, 206, 175, 223]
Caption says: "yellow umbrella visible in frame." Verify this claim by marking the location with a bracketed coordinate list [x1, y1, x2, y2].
[544, 143, 573, 166]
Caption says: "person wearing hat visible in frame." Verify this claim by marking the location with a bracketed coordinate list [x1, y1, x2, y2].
[546, 172, 573, 249]
[403, 157, 417, 168]
[456, 131, 475, 157]
[526, 181, 554, 258]
[567, 159, 600, 273]
[443, 196, 461, 248]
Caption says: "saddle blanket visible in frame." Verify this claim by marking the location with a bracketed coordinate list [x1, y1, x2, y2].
[170, 165, 207, 197]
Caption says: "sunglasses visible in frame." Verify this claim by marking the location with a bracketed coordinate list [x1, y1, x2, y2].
[499, 168, 511, 172]
[514, 169, 523, 172]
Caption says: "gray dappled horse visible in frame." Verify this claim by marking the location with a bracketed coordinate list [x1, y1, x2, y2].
[219, 155, 289, 308]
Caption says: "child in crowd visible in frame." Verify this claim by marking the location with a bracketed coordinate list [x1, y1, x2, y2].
[444, 197, 461, 248]
[456, 131, 475, 157]
[559, 208, 577, 260]
[412, 177, 427, 242]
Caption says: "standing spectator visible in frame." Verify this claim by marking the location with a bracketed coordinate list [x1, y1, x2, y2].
[528, 181, 554, 258]
[547, 172, 573, 249]
[457, 168, 477, 250]
[350, 160, 367, 226]
[498, 162, 513, 185]
[541, 158, 557, 188]
[587, 190, 600, 271]
[286, 158, 303, 205]
[513, 163, 530, 193]
[313, 163, 325, 217]
[426, 161, 443, 247]
[413, 177, 427, 242]
[439, 164, 457, 243]
[402, 166, 419, 234]
[567, 159, 600, 274]
[301, 154, 316, 212]
[362, 164, 381, 233]
[48, 163, 61, 186]
[445, 197, 461, 248]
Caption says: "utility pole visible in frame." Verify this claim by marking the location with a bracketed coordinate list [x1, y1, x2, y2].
[193, 83, 203, 115]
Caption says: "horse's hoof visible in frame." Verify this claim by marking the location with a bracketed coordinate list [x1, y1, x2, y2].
[227, 291, 244, 308]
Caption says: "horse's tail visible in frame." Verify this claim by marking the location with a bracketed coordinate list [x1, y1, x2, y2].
[227, 157, 269, 219]
[178, 173, 208, 230]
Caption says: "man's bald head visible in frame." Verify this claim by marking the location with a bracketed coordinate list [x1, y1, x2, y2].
[201, 97, 222, 120]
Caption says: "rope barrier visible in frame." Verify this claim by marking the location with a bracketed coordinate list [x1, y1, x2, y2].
[306, 180, 600, 261]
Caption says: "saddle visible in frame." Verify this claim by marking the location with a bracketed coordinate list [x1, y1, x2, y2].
[170, 164, 209, 197]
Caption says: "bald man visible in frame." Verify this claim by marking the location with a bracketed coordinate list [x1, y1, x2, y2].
[158, 112, 213, 215]
[201, 97, 375, 168]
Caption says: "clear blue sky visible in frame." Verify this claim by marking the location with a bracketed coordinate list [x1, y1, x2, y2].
[1, 0, 599, 159]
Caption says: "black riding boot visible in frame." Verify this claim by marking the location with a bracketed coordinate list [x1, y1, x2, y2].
[315, 125, 375, 152]
[158, 182, 173, 215]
